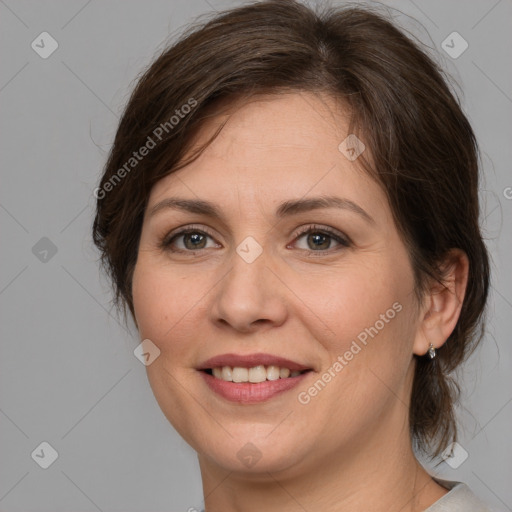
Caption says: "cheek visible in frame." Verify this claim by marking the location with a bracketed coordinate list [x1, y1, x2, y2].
[132, 255, 216, 368]
[342, 269, 415, 382]
[133, 257, 192, 334]
[131, 258, 207, 439]
[294, 266, 415, 435]
[297, 254, 416, 408]
[291, 257, 406, 349]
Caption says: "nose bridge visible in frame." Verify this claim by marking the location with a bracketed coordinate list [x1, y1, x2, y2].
[211, 236, 287, 330]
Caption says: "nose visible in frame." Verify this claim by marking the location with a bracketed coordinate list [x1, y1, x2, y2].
[210, 246, 288, 333]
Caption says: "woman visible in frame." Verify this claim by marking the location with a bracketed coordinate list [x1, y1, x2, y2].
[93, 1, 494, 510]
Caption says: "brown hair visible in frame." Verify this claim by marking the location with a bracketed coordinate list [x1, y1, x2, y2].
[92, 0, 490, 458]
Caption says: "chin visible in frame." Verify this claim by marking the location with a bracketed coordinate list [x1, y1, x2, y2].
[201, 442, 306, 476]
[191, 427, 314, 477]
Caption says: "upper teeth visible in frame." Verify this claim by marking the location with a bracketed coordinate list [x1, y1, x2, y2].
[211, 366, 303, 383]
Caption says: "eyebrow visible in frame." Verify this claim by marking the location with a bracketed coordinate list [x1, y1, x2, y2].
[148, 195, 375, 224]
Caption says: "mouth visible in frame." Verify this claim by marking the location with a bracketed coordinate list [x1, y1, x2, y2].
[197, 353, 314, 403]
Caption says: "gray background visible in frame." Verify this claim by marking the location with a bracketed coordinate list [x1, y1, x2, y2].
[0, 0, 511, 510]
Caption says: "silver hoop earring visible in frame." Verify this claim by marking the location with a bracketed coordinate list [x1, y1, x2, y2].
[427, 343, 436, 359]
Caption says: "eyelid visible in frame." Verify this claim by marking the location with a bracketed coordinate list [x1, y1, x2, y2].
[164, 223, 217, 241]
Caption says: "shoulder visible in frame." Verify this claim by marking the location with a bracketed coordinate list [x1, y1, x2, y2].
[425, 478, 501, 512]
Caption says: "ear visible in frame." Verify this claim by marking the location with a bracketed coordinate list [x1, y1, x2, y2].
[413, 249, 469, 356]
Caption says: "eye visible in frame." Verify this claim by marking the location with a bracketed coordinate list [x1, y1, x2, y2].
[160, 224, 350, 255]
[290, 225, 350, 253]
[161, 226, 220, 253]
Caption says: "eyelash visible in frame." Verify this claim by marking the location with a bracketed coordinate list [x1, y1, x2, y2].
[288, 225, 351, 255]
[160, 224, 351, 256]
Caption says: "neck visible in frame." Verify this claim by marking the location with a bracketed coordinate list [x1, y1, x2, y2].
[199, 442, 445, 511]
[197, 389, 448, 511]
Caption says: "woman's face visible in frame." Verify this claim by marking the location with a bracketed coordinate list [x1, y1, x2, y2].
[132, 92, 423, 475]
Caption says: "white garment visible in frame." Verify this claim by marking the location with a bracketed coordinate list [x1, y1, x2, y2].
[199, 478, 502, 511]
[425, 478, 497, 511]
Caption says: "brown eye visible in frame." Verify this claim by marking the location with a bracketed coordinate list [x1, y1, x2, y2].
[305, 232, 331, 250]
[292, 225, 350, 253]
[182, 232, 207, 250]
[162, 228, 219, 252]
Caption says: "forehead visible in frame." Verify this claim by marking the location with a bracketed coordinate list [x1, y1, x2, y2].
[148, 92, 383, 213]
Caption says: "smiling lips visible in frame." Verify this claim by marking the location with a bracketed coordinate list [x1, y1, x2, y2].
[197, 353, 313, 403]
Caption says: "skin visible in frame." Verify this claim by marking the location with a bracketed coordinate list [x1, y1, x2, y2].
[132, 92, 469, 511]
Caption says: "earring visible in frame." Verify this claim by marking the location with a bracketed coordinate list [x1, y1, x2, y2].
[427, 343, 436, 359]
